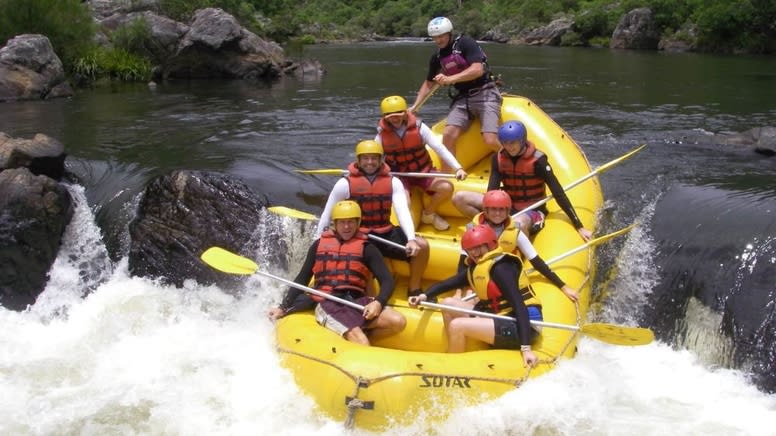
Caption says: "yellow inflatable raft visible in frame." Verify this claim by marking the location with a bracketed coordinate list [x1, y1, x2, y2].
[275, 94, 604, 430]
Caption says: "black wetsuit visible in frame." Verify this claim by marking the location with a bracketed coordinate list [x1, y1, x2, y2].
[425, 256, 542, 347]
[279, 240, 394, 314]
[488, 153, 584, 230]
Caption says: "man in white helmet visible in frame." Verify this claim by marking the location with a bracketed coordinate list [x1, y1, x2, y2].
[410, 16, 502, 161]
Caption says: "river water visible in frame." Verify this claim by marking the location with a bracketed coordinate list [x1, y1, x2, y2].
[1, 42, 775, 435]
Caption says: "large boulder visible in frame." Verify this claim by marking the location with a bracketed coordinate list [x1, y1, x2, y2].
[91, 6, 289, 80]
[658, 23, 699, 53]
[610, 8, 660, 50]
[0, 168, 73, 310]
[86, 0, 160, 19]
[0, 132, 67, 180]
[168, 8, 286, 79]
[99, 11, 190, 63]
[644, 184, 776, 393]
[712, 126, 776, 156]
[518, 18, 574, 46]
[128, 170, 272, 287]
[0, 34, 73, 101]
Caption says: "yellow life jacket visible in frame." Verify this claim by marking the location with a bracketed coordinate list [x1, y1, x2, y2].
[471, 213, 520, 255]
[466, 248, 539, 314]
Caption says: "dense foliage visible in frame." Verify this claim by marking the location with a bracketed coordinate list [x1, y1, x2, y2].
[210, 0, 774, 54]
[0, 0, 94, 64]
[0, 0, 773, 86]
[0, 0, 151, 82]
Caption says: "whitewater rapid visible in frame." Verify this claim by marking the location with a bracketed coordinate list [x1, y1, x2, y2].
[1, 185, 774, 436]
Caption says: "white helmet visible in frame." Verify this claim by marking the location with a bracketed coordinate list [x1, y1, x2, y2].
[427, 17, 453, 37]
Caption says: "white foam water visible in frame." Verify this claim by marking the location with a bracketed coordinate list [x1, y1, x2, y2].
[1, 188, 774, 436]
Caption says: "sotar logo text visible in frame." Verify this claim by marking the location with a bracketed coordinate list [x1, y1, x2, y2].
[419, 375, 472, 388]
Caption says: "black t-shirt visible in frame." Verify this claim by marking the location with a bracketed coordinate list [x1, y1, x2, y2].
[426, 35, 490, 93]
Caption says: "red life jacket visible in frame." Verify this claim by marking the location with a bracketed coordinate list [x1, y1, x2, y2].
[497, 142, 546, 212]
[311, 230, 370, 302]
[377, 112, 432, 173]
[346, 162, 394, 233]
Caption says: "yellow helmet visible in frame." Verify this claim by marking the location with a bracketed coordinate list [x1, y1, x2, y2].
[355, 140, 383, 157]
[331, 200, 362, 222]
[380, 95, 408, 115]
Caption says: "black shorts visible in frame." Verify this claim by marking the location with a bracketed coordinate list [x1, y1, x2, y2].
[491, 306, 542, 350]
[370, 227, 409, 261]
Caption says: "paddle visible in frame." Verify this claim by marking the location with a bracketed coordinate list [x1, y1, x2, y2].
[200, 247, 366, 310]
[419, 301, 654, 346]
[411, 82, 441, 114]
[268, 206, 635, 274]
[524, 224, 635, 274]
[201, 247, 654, 345]
[296, 169, 456, 179]
[456, 224, 635, 304]
[266, 206, 406, 251]
[513, 144, 647, 219]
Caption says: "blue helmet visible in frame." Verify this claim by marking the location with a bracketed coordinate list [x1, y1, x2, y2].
[498, 121, 527, 143]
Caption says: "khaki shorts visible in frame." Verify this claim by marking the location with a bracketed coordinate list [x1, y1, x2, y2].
[446, 86, 502, 133]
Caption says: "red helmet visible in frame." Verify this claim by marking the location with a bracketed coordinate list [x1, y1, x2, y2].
[461, 224, 498, 253]
[482, 190, 511, 209]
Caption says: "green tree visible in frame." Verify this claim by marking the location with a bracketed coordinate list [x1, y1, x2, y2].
[0, 0, 95, 64]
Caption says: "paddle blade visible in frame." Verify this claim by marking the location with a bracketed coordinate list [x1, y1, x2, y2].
[295, 169, 346, 175]
[580, 323, 655, 346]
[267, 206, 319, 221]
[200, 247, 258, 275]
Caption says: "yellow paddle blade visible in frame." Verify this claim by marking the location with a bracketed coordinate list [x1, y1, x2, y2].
[295, 169, 346, 175]
[267, 206, 319, 221]
[581, 323, 655, 346]
[200, 247, 258, 275]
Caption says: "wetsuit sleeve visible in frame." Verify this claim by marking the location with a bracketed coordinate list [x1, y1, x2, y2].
[535, 156, 584, 229]
[527, 256, 566, 289]
[487, 154, 502, 191]
[363, 243, 395, 307]
[279, 240, 319, 312]
[491, 258, 532, 346]
[515, 231, 565, 288]
[424, 269, 469, 301]
[316, 179, 351, 237]
[456, 253, 468, 272]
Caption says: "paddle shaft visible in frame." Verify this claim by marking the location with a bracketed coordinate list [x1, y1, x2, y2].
[258, 269, 366, 311]
[266, 207, 407, 251]
[512, 144, 646, 219]
[297, 169, 455, 179]
[420, 301, 578, 332]
[524, 224, 634, 274]
[458, 225, 634, 303]
[392, 171, 456, 179]
[411, 83, 440, 114]
[368, 233, 406, 250]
